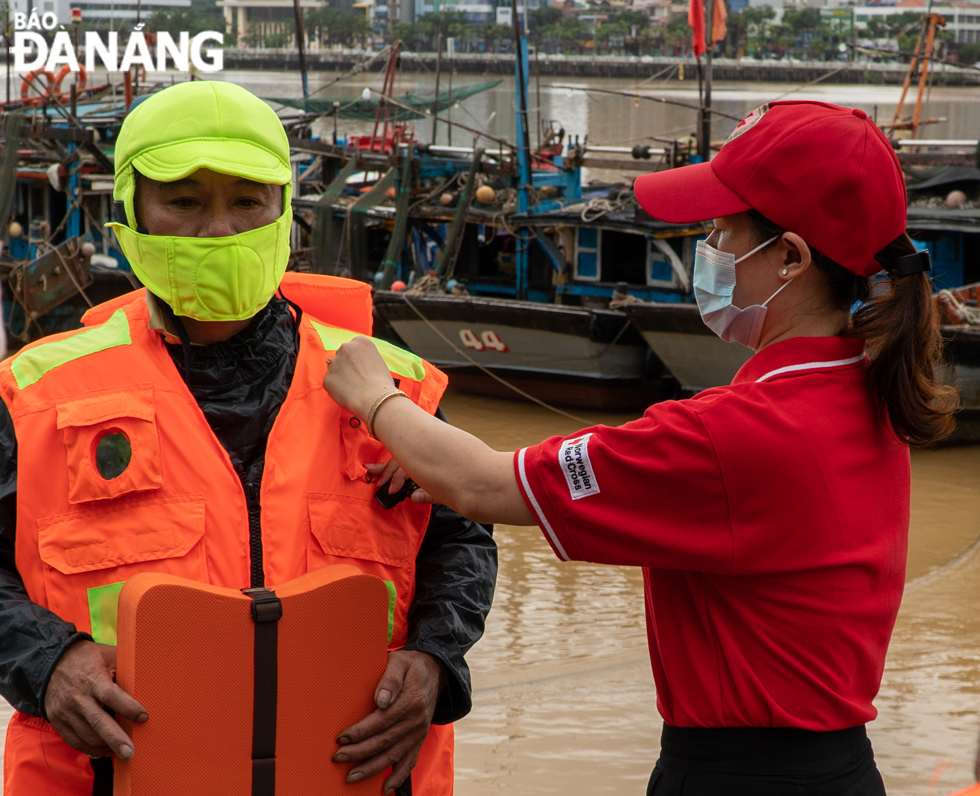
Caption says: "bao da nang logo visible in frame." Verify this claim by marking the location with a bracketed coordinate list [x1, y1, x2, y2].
[11, 12, 223, 73]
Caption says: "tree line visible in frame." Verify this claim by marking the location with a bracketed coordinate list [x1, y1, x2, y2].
[136, 2, 966, 63]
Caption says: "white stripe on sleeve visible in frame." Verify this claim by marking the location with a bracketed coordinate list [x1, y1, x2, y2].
[517, 447, 570, 561]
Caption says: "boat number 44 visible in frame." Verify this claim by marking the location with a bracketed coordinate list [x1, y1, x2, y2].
[459, 329, 509, 353]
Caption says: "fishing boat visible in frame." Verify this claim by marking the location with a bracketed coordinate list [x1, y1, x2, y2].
[0, 86, 144, 347]
[349, 11, 710, 410]
[619, 302, 749, 395]
[373, 291, 657, 410]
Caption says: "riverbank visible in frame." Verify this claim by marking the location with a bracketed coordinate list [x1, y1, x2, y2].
[222, 49, 980, 86]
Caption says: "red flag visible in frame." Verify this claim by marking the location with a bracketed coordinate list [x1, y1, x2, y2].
[713, 0, 728, 46]
[689, 0, 727, 56]
[688, 0, 706, 56]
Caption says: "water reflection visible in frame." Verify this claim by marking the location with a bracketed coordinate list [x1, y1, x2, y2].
[218, 70, 980, 151]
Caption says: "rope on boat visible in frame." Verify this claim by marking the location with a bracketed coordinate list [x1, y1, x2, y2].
[400, 292, 593, 424]
[47, 241, 93, 308]
[937, 289, 980, 326]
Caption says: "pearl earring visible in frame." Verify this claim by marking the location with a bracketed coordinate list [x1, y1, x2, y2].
[781, 268, 789, 275]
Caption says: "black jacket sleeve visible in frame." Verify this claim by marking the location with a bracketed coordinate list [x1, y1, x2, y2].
[0, 400, 90, 718]
[402, 502, 496, 726]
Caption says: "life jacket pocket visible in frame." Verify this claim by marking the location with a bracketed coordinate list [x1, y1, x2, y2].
[56, 389, 163, 503]
[37, 494, 208, 641]
[308, 493, 420, 568]
[307, 493, 429, 648]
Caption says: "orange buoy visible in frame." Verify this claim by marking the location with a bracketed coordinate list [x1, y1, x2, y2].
[475, 185, 496, 204]
[20, 69, 55, 105]
[53, 64, 87, 97]
[391, 280, 407, 292]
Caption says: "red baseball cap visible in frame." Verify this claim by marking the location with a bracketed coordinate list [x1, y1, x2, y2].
[633, 101, 907, 277]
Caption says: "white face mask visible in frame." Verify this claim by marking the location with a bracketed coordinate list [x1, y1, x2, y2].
[693, 235, 792, 351]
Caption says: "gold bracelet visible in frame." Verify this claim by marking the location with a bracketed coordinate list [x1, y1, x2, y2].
[367, 389, 409, 440]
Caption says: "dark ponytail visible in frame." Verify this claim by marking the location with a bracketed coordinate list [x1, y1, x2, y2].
[748, 211, 958, 448]
[851, 233, 958, 448]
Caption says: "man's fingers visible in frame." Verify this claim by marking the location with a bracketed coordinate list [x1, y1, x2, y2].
[410, 489, 435, 505]
[382, 744, 423, 795]
[92, 679, 148, 724]
[374, 653, 411, 710]
[344, 728, 426, 785]
[335, 715, 413, 763]
[80, 700, 135, 760]
[336, 704, 402, 751]
[51, 717, 109, 759]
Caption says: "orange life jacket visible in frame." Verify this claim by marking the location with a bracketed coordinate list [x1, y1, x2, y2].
[0, 274, 454, 796]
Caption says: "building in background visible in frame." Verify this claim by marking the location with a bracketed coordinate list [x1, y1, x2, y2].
[10, 0, 71, 22]
[29, 0, 190, 24]
[219, 0, 321, 42]
[851, 2, 980, 45]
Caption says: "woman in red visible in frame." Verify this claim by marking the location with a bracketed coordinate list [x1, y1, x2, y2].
[323, 101, 957, 794]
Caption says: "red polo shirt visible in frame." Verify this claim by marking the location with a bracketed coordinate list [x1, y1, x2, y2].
[514, 336, 910, 730]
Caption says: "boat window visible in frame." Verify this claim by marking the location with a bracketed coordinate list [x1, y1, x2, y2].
[646, 238, 686, 289]
[575, 227, 601, 281]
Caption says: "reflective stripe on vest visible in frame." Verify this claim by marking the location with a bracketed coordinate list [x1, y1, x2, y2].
[312, 322, 426, 382]
[10, 309, 131, 390]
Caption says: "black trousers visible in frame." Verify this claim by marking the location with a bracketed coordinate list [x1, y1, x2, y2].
[647, 724, 886, 796]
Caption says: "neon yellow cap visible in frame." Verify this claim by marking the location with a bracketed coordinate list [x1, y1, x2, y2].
[113, 81, 292, 228]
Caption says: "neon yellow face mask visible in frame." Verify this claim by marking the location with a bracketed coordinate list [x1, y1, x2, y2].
[108, 205, 293, 322]
[110, 81, 294, 322]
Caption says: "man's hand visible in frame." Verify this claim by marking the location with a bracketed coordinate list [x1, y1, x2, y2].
[44, 640, 148, 760]
[333, 649, 445, 795]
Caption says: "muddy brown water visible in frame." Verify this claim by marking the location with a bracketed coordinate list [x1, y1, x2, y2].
[1, 391, 977, 795]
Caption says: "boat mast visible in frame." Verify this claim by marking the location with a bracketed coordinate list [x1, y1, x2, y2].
[432, 6, 446, 143]
[699, 0, 715, 161]
[512, 0, 532, 300]
[292, 0, 310, 99]
[889, 11, 943, 140]
[371, 41, 402, 151]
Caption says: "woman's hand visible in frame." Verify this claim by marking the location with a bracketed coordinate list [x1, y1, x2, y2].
[323, 337, 397, 420]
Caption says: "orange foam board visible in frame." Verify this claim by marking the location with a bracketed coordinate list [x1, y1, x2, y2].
[114, 565, 390, 795]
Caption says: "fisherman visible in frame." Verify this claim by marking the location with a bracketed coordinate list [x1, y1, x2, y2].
[323, 101, 957, 795]
[0, 80, 496, 796]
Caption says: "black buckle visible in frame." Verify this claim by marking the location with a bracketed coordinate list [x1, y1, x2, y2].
[242, 588, 283, 623]
[893, 250, 932, 276]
